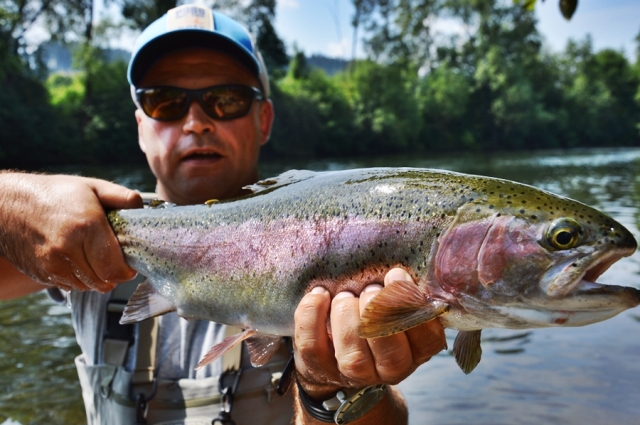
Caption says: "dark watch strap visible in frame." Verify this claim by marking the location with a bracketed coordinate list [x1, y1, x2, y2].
[296, 380, 335, 423]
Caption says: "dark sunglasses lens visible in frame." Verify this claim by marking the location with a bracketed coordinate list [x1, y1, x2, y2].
[140, 88, 188, 120]
[201, 87, 255, 120]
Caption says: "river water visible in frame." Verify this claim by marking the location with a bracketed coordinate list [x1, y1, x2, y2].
[1, 147, 639, 425]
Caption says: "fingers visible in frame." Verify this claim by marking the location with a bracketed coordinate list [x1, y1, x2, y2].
[330, 285, 413, 386]
[384, 267, 413, 286]
[294, 268, 447, 395]
[90, 178, 143, 210]
[294, 287, 343, 396]
[85, 178, 141, 285]
[331, 291, 376, 386]
[83, 213, 137, 285]
[383, 268, 447, 362]
[358, 285, 413, 383]
[0, 173, 140, 293]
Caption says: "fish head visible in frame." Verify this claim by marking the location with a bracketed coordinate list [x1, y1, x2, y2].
[434, 179, 639, 329]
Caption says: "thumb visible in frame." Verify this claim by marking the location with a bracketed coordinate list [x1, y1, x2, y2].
[90, 178, 143, 210]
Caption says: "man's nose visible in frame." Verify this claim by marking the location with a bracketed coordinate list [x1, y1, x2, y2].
[182, 101, 215, 134]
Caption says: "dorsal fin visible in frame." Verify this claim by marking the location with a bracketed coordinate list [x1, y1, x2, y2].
[243, 170, 317, 194]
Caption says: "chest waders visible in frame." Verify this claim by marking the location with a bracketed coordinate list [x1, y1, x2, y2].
[75, 279, 294, 425]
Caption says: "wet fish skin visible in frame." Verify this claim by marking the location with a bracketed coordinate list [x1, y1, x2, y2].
[109, 168, 639, 373]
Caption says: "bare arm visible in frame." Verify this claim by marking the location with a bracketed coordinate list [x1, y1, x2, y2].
[0, 172, 143, 299]
[293, 268, 446, 424]
[0, 257, 46, 299]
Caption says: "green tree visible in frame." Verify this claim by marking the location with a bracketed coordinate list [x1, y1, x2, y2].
[559, 37, 639, 147]
[0, 0, 86, 167]
[354, 0, 442, 66]
[341, 59, 422, 153]
[119, 0, 177, 29]
[268, 51, 357, 158]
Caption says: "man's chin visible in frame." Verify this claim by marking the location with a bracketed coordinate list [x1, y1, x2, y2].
[175, 177, 244, 204]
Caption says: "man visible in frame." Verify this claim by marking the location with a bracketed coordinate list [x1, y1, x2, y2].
[0, 5, 445, 424]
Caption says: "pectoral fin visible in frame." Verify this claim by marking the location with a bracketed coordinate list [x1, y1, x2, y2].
[453, 330, 482, 374]
[357, 279, 450, 339]
[119, 280, 176, 324]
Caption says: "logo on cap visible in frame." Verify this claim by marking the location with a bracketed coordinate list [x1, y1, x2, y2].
[167, 5, 214, 31]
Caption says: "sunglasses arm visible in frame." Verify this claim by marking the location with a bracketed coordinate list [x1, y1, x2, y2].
[130, 85, 143, 109]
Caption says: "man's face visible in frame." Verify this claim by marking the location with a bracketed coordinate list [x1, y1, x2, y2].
[135, 48, 274, 205]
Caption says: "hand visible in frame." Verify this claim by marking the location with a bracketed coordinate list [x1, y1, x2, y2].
[293, 268, 446, 400]
[0, 173, 142, 293]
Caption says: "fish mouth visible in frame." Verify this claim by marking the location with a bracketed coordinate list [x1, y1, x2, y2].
[544, 246, 639, 303]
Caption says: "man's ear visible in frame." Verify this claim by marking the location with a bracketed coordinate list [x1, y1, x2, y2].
[258, 99, 275, 146]
[135, 109, 147, 153]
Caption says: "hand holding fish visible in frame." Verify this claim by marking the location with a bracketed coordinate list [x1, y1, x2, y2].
[293, 269, 445, 396]
[293, 268, 446, 423]
[0, 173, 141, 294]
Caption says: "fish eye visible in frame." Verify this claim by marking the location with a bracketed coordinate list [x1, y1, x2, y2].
[545, 218, 583, 250]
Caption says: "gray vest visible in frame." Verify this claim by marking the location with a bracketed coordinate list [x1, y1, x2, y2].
[68, 279, 293, 424]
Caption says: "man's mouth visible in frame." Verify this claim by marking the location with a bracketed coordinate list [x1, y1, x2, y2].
[182, 152, 222, 162]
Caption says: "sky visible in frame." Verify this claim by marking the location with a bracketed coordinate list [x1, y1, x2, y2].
[273, 0, 640, 61]
[40, 0, 639, 62]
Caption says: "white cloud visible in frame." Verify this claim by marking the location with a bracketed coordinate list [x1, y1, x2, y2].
[280, 0, 300, 9]
[326, 37, 350, 59]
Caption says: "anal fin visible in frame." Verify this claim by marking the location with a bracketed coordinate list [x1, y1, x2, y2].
[357, 279, 450, 339]
[196, 329, 258, 370]
[119, 279, 176, 324]
[453, 330, 482, 374]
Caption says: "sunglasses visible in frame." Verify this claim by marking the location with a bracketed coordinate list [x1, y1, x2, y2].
[135, 84, 264, 121]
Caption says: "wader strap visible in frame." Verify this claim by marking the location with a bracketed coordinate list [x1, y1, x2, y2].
[104, 280, 140, 366]
[132, 317, 159, 385]
[222, 326, 243, 372]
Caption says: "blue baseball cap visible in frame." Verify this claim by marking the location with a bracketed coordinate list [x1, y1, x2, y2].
[127, 5, 270, 97]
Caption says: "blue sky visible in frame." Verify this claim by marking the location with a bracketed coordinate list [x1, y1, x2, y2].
[273, 0, 640, 60]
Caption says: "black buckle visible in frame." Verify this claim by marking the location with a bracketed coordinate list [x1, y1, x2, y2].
[212, 369, 243, 425]
[130, 378, 157, 425]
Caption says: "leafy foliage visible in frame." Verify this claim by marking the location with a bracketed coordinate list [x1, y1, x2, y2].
[0, 0, 638, 169]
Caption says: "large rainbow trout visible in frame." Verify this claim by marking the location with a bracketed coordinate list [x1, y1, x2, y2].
[110, 168, 639, 373]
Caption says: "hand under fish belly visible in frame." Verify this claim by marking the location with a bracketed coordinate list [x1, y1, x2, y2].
[109, 167, 639, 374]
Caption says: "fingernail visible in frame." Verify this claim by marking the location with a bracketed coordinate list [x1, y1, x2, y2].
[363, 284, 383, 293]
[311, 287, 328, 295]
[334, 291, 355, 300]
[387, 268, 412, 282]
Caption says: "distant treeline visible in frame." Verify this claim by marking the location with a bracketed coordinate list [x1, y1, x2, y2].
[1, 0, 639, 169]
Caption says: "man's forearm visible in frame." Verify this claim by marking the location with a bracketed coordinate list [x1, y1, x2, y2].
[0, 257, 46, 300]
[292, 384, 408, 425]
